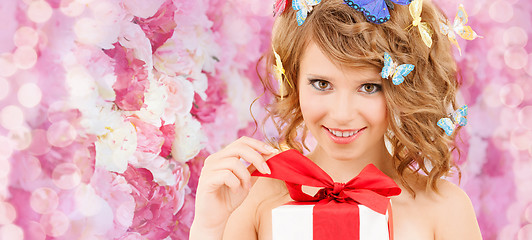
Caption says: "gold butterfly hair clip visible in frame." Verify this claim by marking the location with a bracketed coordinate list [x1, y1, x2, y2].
[407, 0, 433, 48]
[439, 4, 482, 55]
[273, 47, 293, 100]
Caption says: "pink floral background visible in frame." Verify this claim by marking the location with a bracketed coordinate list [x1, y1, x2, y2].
[0, 0, 530, 239]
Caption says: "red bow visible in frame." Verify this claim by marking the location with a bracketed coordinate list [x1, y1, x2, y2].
[252, 149, 401, 239]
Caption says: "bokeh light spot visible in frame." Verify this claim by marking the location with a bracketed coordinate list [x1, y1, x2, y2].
[13, 26, 39, 48]
[487, 46, 504, 70]
[526, 54, 532, 77]
[510, 128, 532, 151]
[0, 202, 17, 225]
[0, 224, 24, 240]
[9, 127, 33, 151]
[504, 47, 528, 70]
[75, 184, 103, 217]
[52, 163, 81, 190]
[489, 1, 514, 23]
[0, 77, 10, 101]
[525, 204, 532, 223]
[30, 187, 59, 214]
[28, 129, 51, 156]
[482, 83, 503, 108]
[47, 120, 77, 147]
[500, 83, 524, 108]
[1, 105, 24, 131]
[0, 157, 11, 179]
[18, 82, 42, 108]
[503, 26, 528, 48]
[20, 155, 42, 182]
[13, 46, 38, 70]
[0, 53, 17, 77]
[518, 224, 532, 240]
[74, 18, 102, 46]
[60, 0, 86, 17]
[40, 211, 70, 237]
[0, 136, 13, 162]
[518, 106, 532, 130]
[27, 0, 53, 23]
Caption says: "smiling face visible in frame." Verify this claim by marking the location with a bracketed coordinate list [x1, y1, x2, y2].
[298, 41, 389, 161]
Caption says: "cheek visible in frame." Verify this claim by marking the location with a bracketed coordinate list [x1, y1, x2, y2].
[364, 96, 388, 126]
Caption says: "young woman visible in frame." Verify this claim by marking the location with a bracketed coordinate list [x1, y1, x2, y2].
[190, 0, 482, 239]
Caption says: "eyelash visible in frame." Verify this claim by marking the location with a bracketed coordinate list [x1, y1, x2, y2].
[308, 79, 382, 94]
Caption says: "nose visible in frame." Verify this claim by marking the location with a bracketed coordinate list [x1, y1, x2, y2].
[329, 91, 356, 125]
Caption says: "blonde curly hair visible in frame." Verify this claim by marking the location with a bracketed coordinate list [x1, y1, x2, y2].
[259, 0, 462, 194]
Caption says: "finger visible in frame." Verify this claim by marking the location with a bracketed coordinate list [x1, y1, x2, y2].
[221, 170, 243, 193]
[214, 157, 252, 190]
[225, 145, 271, 175]
[234, 136, 280, 156]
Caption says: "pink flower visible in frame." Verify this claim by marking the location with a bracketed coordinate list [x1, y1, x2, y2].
[133, 0, 177, 52]
[121, 165, 187, 238]
[160, 75, 194, 124]
[159, 123, 175, 158]
[128, 117, 165, 155]
[104, 43, 149, 111]
[190, 75, 226, 123]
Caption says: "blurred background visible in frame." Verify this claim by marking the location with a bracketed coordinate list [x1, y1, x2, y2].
[0, 0, 531, 239]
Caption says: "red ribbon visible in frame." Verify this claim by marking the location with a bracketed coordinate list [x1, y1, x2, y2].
[252, 149, 401, 239]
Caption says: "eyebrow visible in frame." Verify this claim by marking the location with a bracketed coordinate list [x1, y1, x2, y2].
[306, 73, 383, 83]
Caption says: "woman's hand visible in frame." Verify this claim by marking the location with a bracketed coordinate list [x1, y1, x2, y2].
[190, 137, 279, 239]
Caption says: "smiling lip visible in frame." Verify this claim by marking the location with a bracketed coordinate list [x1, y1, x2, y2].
[323, 126, 366, 144]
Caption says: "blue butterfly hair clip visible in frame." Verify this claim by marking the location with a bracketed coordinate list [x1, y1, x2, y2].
[344, 0, 412, 24]
[380, 52, 414, 85]
[292, 0, 322, 26]
[437, 105, 468, 136]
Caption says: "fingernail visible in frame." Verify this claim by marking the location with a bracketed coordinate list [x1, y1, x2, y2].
[262, 162, 271, 175]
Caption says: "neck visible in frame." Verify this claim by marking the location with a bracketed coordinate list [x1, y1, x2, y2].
[307, 140, 395, 183]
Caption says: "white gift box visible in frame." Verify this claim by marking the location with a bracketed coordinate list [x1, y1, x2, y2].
[272, 204, 391, 240]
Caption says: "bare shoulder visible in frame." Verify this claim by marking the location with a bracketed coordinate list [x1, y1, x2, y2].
[429, 179, 483, 240]
[223, 176, 288, 240]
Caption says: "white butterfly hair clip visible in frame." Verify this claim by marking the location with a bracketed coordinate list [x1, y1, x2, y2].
[380, 52, 415, 85]
[437, 105, 468, 136]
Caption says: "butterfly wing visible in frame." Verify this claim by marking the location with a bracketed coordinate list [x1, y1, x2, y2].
[274, 0, 287, 16]
[437, 118, 455, 136]
[292, 0, 303, 11]
[418, 22, 433, 48]
[389, 0, 412, 5]
[380, 52, 394, 79]
[344, 0, 391, 24]
[439, 17, 450, 35]
[453, 105, 468, 126]
[306, 0, 322, 6]
[409, 0, 422, 26]
[453, 4, 481, 40]
[391, 64, 414, 85]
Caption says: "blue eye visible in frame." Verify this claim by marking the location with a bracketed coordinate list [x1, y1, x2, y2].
[309, 79, 332, 91]
[359, 83, 381, 94]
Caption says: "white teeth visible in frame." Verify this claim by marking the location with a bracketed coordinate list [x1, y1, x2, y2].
[328, 128, 359, 137]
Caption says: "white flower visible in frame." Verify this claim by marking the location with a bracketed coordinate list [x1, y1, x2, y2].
[171, 114, 205, 163]
[133, 77, 168, 127]
[95, 121, 137, 173]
